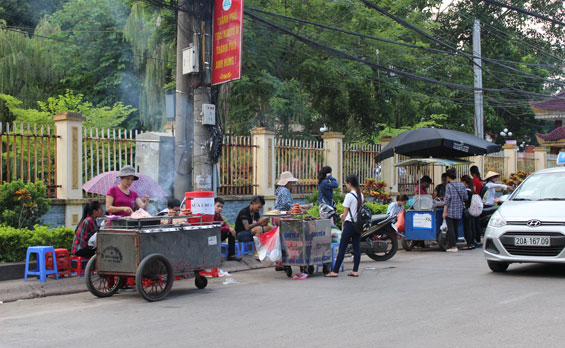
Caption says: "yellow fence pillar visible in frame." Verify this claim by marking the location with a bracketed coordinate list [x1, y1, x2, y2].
[534, 147, 547, 172]
[54, 112, 84, 228]
[378, 136, 396, 193]
[251, 128, 276, 213]
[322, 132, 345, 191]
[503, 144, 517, 178]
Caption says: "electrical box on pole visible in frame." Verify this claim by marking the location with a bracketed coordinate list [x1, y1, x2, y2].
[182, 45, 199, 75]
[201, 104, 216, 125]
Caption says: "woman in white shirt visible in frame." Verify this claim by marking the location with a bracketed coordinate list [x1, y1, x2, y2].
[326, 174, 364, 278]
[483, 171, 510, 207]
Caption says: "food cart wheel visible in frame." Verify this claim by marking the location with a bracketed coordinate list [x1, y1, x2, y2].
[437, 233, 449, 251]
[322, 264, 331, 275]
[307, 265, 315, 276]
[195, 273, 208, 289]
[85, 255, 124, 298]
[401, 238, 415, 251]
[136, 253, 174, 302]
[284, 266, 293, 278]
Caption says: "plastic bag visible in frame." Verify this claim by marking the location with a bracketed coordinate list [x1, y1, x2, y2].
[257, 227, 281, 262]
[440, 220, 448, 238]
[394, 210, 405, 233]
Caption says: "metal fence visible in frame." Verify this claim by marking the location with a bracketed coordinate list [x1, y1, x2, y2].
[547, 154, 558, 168]
[0, 122, 59, 197]
[218, 135, 256, 196]
[275, 138, 324, 194]
[517, 152, 535, 174]
[343, 143, 381, 186]
[485, 151, 505, 174]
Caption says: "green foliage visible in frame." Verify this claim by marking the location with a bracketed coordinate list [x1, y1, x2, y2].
[0, 225, 74, 263]
[374, 114, 447, 142]
[307, 201, 388, 229]
[0, 180, 51, 229]
[1, 90, 135, 129]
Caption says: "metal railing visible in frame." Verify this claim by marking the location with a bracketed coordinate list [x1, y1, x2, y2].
[0, 122, 59, 197]
[218, 135, 256, 196]
[546, 154, 558, 168]
[485, 151, 505, 174]
[517, 152, 535, 174]
[343, 143, 381, 186]
[275, 138, 324, 194]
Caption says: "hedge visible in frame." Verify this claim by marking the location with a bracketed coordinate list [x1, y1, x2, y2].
[0, 226, 75, 263]
[306, 202, 389, 229]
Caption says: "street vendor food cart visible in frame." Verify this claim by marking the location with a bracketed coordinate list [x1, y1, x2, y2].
[397, 159, 467, 251]
[85, 216, 221, 302]
[265, 212, 333, 277]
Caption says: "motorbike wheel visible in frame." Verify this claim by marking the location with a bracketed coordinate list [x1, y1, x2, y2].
[437, 233, 450, 251]
[401, 238, 415, 251]
[366, 231, 398, 262]
[284, 266, 292, 278]
[322, 264, 331, 275]
[307, 265, 315, 276]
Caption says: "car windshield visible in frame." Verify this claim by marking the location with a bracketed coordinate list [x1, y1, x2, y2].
[512, 173, 565, 201]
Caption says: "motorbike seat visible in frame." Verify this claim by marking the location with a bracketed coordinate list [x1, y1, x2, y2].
[371, 214, 390, 224]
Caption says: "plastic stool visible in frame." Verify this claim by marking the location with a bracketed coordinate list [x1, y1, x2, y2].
[221, 243, 229, 259]
[234, 242, 245, 258]
[70, 256, 90, 277]
[25, 246, 58, 282]
[242, 241, 255, 255]
[316, 242, 344, 273]
[46, 248, 71, 278]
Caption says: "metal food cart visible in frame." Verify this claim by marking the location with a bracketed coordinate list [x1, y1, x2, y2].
[278, 217, 333, 277]
[85, 217, 221, 302]
[397, 159, 467, 251]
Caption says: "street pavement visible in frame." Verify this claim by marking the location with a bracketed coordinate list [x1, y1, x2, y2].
[2, 248, 565, 348]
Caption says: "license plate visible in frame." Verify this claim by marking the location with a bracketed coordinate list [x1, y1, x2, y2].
[514, 236, 550, 247]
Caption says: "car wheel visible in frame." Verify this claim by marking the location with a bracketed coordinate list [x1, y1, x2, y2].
[487, 260, 509, 272]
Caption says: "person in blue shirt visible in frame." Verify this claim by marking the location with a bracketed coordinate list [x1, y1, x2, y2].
[318, 166, 339, 206]
[387, 194, 408, 217]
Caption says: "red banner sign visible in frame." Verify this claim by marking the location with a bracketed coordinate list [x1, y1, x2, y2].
[212, 0, 243, 85]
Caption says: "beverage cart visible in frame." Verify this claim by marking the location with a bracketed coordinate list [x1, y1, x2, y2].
[396, 158, 467, 251]
[85, 216, 221, 302]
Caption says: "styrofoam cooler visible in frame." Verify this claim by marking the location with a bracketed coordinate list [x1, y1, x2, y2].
[185, 191, 215, 224]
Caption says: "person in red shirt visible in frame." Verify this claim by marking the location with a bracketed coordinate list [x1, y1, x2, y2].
[72, 202, 104, 257]
[214, 197, 240, 261]
[470, 166, 483, 196]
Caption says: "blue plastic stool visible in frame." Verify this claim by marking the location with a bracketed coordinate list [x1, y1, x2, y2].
[242, 241, 255, 255]
[234, 242, 245, 258]
[317, 242, 345, 273]
[221, 243, 229, 259]
[25, 246, 58, 282]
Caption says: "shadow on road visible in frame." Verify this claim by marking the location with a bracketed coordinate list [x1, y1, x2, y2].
[495, 263, 565, 279]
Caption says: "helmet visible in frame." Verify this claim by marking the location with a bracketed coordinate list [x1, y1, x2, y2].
[319, 203, 336, 219]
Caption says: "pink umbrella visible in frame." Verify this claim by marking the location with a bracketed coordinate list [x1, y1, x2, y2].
[82, 171, 167, 198]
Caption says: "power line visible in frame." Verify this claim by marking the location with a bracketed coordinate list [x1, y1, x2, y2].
[482, 0, 565, 27]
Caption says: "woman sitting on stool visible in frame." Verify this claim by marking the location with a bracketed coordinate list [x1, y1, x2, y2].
[71, 201, 104, 258]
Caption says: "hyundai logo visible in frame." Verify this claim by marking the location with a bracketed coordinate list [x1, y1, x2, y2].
[527, 220, 542, 227]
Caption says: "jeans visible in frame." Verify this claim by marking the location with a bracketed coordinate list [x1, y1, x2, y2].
[446, 217, 460, 248]
[237, 230, 254, 243]
[473, 216, 482, 243]
[76, 247, 96, 258]
[463, 210, 474, 247]
[222, 231, 236, 257]
[333, 221, 361, 273]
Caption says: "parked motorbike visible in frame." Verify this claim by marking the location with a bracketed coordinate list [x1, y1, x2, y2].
[342, 213, 399, 262]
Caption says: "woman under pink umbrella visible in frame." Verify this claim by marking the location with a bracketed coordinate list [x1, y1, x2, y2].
[106, 166, 150, 217]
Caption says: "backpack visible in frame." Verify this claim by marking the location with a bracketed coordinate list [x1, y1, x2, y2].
[479, 182, 488, 198]
[348, 193, 372, 235]
[469, 194, 484, 217]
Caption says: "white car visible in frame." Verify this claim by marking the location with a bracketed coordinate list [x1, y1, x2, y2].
[484, 167, 565, 272]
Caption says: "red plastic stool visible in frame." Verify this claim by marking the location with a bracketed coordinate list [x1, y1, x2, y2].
[70, 256, 90, 277]
[199, 268, 219, 278]
[46, 248, 71, 278]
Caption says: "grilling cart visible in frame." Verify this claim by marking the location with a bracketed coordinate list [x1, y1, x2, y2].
[396, 158, 467, 251]
[276, 217, 333, 277]
[85, 216, 221, 302]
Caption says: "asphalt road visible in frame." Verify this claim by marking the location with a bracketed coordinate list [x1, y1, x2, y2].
[2, 248, 565, 348]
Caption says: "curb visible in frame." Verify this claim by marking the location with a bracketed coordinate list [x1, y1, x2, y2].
[0, 255, 272, 303]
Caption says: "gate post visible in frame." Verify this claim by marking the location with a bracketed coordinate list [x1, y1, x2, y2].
[378, 137, 396, 193]
[534, 147, 547, 172]
[54, 112, 84, 228]
[251, 128, 276, 212]
[322, 132, 344, 191]
[503, 144, 517, 178]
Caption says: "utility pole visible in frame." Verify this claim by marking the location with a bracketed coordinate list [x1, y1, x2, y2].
[174, 0, 214, 198]
[473, 19, 484, 139]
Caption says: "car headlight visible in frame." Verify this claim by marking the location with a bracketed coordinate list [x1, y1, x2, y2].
[488, 210, 506, 228]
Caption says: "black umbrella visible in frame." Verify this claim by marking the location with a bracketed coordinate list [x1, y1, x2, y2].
[376, 128, 501, 162]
